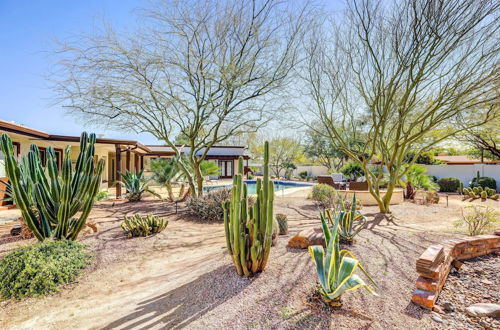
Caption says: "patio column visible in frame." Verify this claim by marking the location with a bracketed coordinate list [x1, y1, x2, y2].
[140, 155, 144, 170]
[115, 145, 122, 198]
[134, 153, 139, 174]
[126, 150, 131, 172]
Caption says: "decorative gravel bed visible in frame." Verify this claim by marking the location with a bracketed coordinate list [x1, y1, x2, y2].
[435, 254, 499, 329]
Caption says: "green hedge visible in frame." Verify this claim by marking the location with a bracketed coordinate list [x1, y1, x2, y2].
[0, 240, 91, 299]
[437, 177, 461, 192]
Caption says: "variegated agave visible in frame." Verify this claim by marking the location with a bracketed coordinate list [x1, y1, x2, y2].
[116, 170, 161, 202]
[331, 194, 366, 243]
[308, 210, 377, 307]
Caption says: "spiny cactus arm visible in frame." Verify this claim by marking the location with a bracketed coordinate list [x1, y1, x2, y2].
[46, 147, 61, 200]
[260, 180, 274, 271]
[0, 135, 45, 240]
[223, 200, 232, 255]
[239, 197, 250, 276]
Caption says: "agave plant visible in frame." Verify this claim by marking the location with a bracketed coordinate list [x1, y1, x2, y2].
[330, 194, 366, 243]
[116, 169, 161, 202]
[309, 210, 377, 307]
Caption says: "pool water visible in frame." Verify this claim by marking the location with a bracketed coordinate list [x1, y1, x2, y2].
[204, 180, 313, 194]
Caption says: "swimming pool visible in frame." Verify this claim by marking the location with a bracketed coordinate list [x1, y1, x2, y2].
[204, 180, 313, 194]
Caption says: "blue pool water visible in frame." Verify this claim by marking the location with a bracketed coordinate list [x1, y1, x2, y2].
[204, 180, 313, 194]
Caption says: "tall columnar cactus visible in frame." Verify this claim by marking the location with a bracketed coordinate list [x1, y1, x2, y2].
[0, 132, 104, 241]
[223, 141, 274, 277]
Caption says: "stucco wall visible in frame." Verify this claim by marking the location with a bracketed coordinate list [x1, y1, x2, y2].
[425, 164, 500, 190]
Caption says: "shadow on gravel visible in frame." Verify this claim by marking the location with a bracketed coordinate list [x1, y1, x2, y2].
[103, 264, 250, 330]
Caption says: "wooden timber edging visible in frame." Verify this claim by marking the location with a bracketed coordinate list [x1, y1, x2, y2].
[411, 232, 500, 309]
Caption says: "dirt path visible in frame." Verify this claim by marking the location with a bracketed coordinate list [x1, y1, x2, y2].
[0, 192, 497, 329]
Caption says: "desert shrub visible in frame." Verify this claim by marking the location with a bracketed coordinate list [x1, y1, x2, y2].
[470, 176, 497, 190]
[247, 173, 254, 180]
[340, 162, 365, 181]
[0, 240, 91, 299]
[310, 184, 338, 209]
[299, 171, 308, 180]
[94, 190, 109, 201]
[121, 214, 168, 238]
[437, 177, 461, 192]
[186, 188, 232, 222]
[454, 205, 499, 236]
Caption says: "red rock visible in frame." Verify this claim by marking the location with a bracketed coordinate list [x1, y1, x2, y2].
[287, 228, 325, 249]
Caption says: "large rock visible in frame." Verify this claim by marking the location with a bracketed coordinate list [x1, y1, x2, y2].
[288, 228, 325, 249]
[465, 303, 500, 317]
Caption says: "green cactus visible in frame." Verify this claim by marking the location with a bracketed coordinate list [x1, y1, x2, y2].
[491, 194, 499, 200]
[458, 181, 464, 194]
[0, 132, 104, 241]
[222, 141, 274, 277]
[276, 213, 288, 235]
[121, 214, 168, 237]
[486, 187, 495, 197]
[480, 191, 488, 199]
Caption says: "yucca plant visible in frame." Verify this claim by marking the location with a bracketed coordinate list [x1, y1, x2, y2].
[121, 214, 168, 237]
[309, 209, 377, 307]
[330, 194, 366, 244]
[116, 169, 161, 202]
[0, 132, 104, 241]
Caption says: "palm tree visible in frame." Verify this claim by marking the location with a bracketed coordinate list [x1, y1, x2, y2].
[403, 164, 438, 200]
[150, 157, 190, 202]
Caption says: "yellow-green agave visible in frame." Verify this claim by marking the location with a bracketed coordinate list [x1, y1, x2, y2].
[308, 209, 377, 306]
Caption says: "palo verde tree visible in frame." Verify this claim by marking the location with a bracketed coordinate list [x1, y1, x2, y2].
[303, 0, 499, 213]
[51, 0, 310, 196]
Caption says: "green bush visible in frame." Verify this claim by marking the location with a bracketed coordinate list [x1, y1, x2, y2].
[340, 162, 365, 181]
[299, 171, 308, 180]
[470, 176, 497, 190]
[94, 190, 109, 201]
[310, 184, 338, 209]
[0, 240, 91, 299]
[454, 205, 499, 236]
[437, 177, 461, 192]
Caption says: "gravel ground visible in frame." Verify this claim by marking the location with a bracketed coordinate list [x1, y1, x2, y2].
[0, 192, 498, 329]
[435, 254, 500, 329]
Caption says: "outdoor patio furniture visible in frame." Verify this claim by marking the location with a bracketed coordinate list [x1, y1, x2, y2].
[317, 175, 347, 190]
[348, 181, 369, 191]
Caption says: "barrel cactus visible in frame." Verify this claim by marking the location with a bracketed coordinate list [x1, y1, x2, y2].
[222, 141, 274, 277]
[0, 132, 104, 241]
[276, 213, 288, 235]
[121, 214, 168, 237]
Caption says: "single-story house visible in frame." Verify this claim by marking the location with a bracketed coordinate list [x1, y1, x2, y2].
[0, 120, 249, 200]
[434, 155, 500, 165]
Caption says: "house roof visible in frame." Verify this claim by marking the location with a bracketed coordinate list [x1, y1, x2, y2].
[434, 155, 500, 164]
[0, 120, 249, 158]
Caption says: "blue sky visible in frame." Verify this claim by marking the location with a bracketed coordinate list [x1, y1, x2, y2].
[0, 0, 342, 144]
[0, 0, 159, 142]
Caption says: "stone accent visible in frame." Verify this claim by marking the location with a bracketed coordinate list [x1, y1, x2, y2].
[411, 233, 500, 310]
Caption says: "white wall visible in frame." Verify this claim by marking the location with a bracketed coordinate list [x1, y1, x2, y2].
[292, 165, 329, 177]
[425, 164, 500, 190]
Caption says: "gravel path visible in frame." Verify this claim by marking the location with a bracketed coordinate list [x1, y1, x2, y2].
[0, 192, 497, 329]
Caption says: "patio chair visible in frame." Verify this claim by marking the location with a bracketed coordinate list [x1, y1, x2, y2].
[317, 175, 346, 190]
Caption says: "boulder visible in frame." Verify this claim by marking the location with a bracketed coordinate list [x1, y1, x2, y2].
[10, 225, 21, 236]
[465, 303, 500, 318]
[288, 228, 325, 249]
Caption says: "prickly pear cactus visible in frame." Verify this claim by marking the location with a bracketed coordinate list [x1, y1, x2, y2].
[222, 141, 274, 277]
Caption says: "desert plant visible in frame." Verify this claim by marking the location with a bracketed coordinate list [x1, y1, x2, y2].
[150, 157, 191, 202]
[326, 194, 366, 243]
[299, 171, 308, 180]
[454, 205, 499, 236]
[0, 133, 104, 241]
[470, 174, 497, 191]
[463, 186, 499, 201]
[403, 164, 438, 199]
[310, 184, 338, 209]
[0, 240, 91, 299]
[121, 214, 168, 238]
[458, 181, 464, 195]
[94, 190, 109, 202]
[309, 209, 377, 307]
[222, 141, 274, 277]
[186, 188, 233, 222]
[117, 169, 161, 202]
[276, 213, 288, 235]
[437, 177, 461, 193]
[340, 162, 365, 181]
[200, 161, 220, 177]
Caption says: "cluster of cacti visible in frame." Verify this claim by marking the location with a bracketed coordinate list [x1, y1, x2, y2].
[121, 214, 168, 237]
[0, 133, 104, 241]
[222, 141, 274, 277]
[275, 213, 288, 235]
[462, 186, 499, 200]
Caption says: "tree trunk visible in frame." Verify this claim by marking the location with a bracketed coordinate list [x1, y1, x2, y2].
[194, 165, 204, 197]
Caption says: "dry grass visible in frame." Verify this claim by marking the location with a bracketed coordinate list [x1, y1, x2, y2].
[0, 191, 498, 329]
